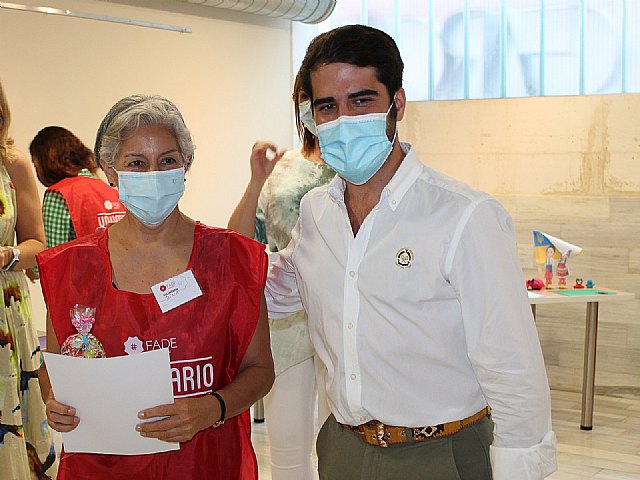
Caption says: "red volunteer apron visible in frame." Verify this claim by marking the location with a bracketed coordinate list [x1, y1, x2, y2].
[48, 176, 125, 236]
[37, 222, 267, 480]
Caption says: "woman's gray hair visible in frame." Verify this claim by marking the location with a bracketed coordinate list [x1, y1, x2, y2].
[94, 94, 195, 170]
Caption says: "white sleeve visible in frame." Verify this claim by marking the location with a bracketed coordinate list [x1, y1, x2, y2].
[447, 198, 557, 479]
[264, 219, 304, 319]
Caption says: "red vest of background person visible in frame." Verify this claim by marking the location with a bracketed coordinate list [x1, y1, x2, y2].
[37, 223, 266, 480]
[47, 176, 125, 236]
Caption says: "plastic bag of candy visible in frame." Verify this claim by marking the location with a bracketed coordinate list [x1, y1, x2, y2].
[60, 304, 106, 358]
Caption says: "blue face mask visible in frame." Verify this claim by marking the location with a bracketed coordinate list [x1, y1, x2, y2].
[316, 100, 396, 185]
[298, 100, 317, 136]
[114, 168, 185, 226]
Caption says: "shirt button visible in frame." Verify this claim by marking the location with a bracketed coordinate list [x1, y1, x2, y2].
[391, 199, 397, 205]
[350, 374, 357, 380]
[347, 323, 354, 329]
[349, 271, 356, 278]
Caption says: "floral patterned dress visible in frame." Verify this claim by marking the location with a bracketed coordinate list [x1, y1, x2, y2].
[0, 164, 58, 479]
[256, 149, 335, 375]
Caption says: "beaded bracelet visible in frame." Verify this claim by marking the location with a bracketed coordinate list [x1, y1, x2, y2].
[210, 391, 226, 428]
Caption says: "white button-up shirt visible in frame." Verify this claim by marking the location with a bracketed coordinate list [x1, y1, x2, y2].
[266, 144, 557, 479]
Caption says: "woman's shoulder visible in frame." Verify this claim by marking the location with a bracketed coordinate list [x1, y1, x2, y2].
[39, 228, 107, 262]
[195, 222, 265, 255]
[3, 146, 31, 178]
[196, 222, 260, 243]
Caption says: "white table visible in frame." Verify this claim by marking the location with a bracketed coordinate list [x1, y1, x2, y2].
[528, 288, 635, 430]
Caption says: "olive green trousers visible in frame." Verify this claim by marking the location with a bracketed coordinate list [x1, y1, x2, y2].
[316, 414, 494, 480]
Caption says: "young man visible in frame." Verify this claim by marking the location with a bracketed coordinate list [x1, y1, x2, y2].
[263, 25, 557, 480]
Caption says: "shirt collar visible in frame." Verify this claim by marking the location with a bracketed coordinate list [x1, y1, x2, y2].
[327, 142, 422, 211]
[327, 171, 347, 201]
[382, 143, 422, 211]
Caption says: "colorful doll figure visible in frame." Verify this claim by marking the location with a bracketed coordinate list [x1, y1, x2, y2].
[544, 246, 555, 288]
[556, 252, 570, 289]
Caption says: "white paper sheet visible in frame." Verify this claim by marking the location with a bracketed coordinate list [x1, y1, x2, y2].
[43, 348, 179, 455]
[528, 291, 544, 299]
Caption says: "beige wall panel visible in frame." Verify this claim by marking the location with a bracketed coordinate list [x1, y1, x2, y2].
[561, 223, 640, 248]
[537, 316, 629, 349]
[429, 154, 583, 194]
[504, 195, 611, 222]
[606, 153, 640, 191]
[610, 197, 640, 222]
[400, 97, 596, 155]
[605, 94, 640, 150]
[631, 249, 640, 274]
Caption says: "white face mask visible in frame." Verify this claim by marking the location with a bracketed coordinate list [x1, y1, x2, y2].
[113, 168, 185, 226]
[315, 99, 396, 185]
[298, 100, 317, 136]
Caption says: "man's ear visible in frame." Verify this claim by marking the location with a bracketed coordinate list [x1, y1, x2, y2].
[394, 88, 407, 122]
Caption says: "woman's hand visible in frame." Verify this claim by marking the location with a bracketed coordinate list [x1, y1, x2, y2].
[135, 395, 219, 443]
[228, 142, 286, 236]
[0, 246, 15, 270]
[249, 141, 286, 185]
[45, 396, 80, 432]
[25, 267, 39, 282]
[4, 146, 45, 270]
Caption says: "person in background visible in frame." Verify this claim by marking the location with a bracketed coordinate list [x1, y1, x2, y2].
[37, 94, 274, 480]
[228, 75, 333, 480]
[0, 79, 57, 478]
[30, 126, 125, 249]
[261, 25, 557, 480]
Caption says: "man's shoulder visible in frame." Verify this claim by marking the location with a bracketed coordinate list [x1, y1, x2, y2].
[296, 181, 336, 219]
[417, 162, 493, 207]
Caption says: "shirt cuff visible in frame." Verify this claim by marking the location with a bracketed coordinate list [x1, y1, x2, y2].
[490, 430, 558, 480]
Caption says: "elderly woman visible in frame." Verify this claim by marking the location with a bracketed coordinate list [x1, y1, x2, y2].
[30, 125, 125, 247]
[36, 94, 274, 480]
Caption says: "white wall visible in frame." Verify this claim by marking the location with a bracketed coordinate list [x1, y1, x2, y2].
[1, 0, 294, 331]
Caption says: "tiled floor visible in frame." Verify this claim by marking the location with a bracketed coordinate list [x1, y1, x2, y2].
[250, 388, 640, 479]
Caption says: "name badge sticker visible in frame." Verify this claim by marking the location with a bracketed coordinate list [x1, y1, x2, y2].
[151, 270, 203, 313]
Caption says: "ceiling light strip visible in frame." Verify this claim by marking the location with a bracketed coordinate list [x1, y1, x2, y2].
[0, 2, 192, 33]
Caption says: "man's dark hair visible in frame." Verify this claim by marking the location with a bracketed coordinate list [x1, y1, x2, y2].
[299, 24, 404, 101]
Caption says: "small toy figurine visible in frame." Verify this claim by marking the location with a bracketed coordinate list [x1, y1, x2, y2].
[586, 279, 594, 288]
[533, 231, 584, 289]
[544, 246, 555, 288]
[574, 278, 585, 289]
[556, 252, 570, 289]
[526, 278, 545, 290]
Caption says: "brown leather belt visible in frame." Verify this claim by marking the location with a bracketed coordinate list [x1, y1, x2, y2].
[341, 407, 490, 448]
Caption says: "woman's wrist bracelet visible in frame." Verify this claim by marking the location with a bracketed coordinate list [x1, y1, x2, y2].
[210, 391, 226, 428]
